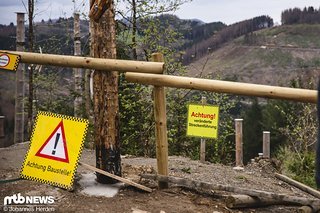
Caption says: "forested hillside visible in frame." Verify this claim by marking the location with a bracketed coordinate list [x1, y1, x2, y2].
[183, 15, 274, 64]
[188, 24, 320, 86]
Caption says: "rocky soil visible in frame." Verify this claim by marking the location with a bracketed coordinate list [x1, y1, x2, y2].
[0, 142, 318, 212]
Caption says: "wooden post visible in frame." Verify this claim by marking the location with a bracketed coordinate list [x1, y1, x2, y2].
[200, 96, 206, 163]
[235, 119, 243, 167]
[152, 53, 168, 189]
[263, 131, 270, 159]
[73, 12, 83, 117]
[14, 12, 25, 144]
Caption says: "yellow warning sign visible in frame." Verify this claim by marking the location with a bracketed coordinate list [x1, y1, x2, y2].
[186, 104, 219, 139]
[20, 111, 89, 189]
[0, 52, 21, 71]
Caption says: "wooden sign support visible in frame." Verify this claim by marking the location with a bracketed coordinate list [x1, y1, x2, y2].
[200, 96, 207, 163]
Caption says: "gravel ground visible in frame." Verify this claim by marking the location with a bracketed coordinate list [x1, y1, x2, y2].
[0, 142, 318, 212]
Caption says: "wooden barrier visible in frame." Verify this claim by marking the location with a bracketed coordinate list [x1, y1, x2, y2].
[0, 51, 164, 74]
[125, 73, 317, 103]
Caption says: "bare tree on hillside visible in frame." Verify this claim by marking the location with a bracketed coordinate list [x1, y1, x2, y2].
[118, 0, 191, 60]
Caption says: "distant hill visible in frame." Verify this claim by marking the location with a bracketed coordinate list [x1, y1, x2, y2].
[187, 24, 320, 88]
[183, 15, 274, 64]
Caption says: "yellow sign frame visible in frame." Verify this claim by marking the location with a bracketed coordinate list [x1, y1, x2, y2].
[186, 104, 219, 139]
[0, 52, 20, 71]
[20, 111, 88, 189]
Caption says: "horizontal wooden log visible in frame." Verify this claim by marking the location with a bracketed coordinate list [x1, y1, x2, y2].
[225, 194, 298, 208]
[0, 51, 164, 74]
[79, 162, 152, 193]
[125, 73, 317, 103]
[275, 173, 320, 200]
[140, 174, 320, 211]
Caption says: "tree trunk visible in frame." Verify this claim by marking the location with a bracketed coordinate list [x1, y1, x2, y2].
[90, 0, 121, 183]
[131, 0, 137, 60]
[141, 174, 320, 210]
[14, 13, 25, 144]
[225, 194, 298, 208]
[27, 0, 34, 138]
[73, 12, 83, 117]
[275, 173, 320, 199]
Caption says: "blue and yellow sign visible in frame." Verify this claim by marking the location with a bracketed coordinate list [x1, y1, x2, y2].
[187, 104, 219, 139]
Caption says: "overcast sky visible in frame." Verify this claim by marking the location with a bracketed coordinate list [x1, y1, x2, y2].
[0, 0, 319, 25]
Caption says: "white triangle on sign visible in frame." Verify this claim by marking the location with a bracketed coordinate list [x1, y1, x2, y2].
[35, 121, 69, 163]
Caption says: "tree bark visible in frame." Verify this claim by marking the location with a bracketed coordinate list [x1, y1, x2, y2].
[91, 0, 121, 183]
[14, 13, 25, 144]
[73, 12, 83, 117]
[225, 194, 298, 208]
[131, 0, 138, 60]
[298, 206, 314, 213]
[141, 174, 320, 210]
[27, 0, 34, 138]
[275, 173, 320, 199]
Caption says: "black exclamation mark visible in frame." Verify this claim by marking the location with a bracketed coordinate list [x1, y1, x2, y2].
[52, 133, 60, 155]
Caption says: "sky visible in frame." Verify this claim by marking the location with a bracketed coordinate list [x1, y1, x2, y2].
[0, 0, 319, 26]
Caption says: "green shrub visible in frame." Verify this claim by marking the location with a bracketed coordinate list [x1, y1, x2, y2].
[277, 147, 316, 188]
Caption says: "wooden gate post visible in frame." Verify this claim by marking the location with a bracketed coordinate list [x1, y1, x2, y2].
[152, 53, 168, 189]
[263, 131, 270, 159]
[14, 12, 25, 144]
[235, 119, 243, 167]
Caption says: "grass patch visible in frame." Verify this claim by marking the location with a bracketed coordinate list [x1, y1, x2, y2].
[258, 49, 293, 67]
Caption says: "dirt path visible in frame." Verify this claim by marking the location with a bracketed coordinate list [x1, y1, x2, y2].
[0, 142, 316, 212]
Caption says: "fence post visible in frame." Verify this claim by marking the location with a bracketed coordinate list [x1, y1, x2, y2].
[200, 96, 207, 163]
[14, 12, 25, 144]
[263, 131, 270, 159]
[152, 53, 168, 189]
[235, 119, 243, 167]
